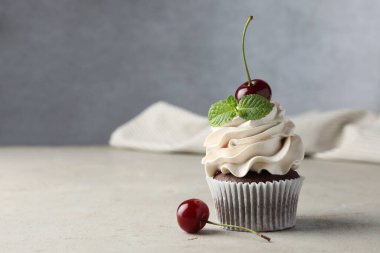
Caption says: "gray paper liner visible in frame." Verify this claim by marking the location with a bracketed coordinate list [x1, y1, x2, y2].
[206, 176, 304, 232]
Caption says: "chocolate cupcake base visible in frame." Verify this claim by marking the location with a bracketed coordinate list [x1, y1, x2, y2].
[206, 173, 304, 232]
[213, 169, 300, 183]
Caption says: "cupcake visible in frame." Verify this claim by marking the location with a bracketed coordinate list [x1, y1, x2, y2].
[201, 16, 304, 232]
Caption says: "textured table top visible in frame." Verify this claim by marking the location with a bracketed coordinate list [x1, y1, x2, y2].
[0, 147, 379, 253]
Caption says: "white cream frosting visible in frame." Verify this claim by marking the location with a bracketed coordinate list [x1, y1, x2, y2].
[202, 102, 304, 177]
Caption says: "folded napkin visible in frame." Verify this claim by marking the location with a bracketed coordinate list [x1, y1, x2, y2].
[110, 101, 380, 163]
[110, 102, 210, 153]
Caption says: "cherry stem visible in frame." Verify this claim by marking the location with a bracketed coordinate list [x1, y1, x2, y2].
[242, 16, 253, 86]
[204, 220, 271, 242]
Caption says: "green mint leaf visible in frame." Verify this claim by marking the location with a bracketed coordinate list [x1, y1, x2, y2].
[208, 96, 238, 127]
[226, 95, 238, 108]
[237, 94, 273, 120]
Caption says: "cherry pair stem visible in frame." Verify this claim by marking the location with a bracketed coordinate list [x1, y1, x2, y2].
[203, 220, 271, 242]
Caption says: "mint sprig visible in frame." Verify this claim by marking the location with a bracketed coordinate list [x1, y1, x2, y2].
[208, 95, 273, 127]
[237, 94, 273, 120]
[208, 96, 237, 127]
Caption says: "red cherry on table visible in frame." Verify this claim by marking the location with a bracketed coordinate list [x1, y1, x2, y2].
[235, 79, 272, 101]
[176, 198, 271, 241]
[177, 199, 209, 234]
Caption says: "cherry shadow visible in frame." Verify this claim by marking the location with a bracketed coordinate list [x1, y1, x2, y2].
[198, 228, 225, 235]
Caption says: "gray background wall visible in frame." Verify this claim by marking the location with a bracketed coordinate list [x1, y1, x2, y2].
[1, 0, 380, 145]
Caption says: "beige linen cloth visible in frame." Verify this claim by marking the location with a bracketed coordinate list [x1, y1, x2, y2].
[110, 101, 380, 163]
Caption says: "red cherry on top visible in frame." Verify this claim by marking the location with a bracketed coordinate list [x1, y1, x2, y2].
[177, 199, 209, 234]
[235, 79, 272, 101]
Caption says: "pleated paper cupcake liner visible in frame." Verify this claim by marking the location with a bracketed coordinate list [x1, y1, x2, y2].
[206, 176, 304, 232]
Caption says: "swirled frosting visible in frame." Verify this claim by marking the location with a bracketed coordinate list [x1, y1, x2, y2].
[201, 102, 304, 177]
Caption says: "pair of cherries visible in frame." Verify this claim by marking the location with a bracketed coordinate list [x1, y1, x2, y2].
[177, 199, 271, 242]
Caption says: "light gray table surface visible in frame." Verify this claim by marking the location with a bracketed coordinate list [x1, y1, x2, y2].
[0, 147, 379, 253]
